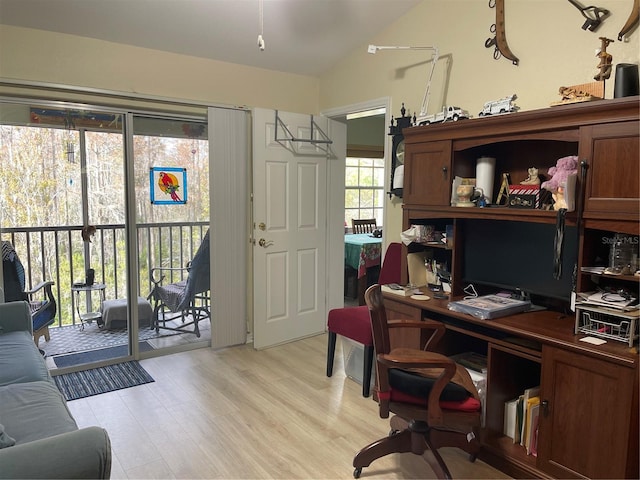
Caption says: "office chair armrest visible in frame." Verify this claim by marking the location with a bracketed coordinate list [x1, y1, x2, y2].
[387, 318, 445, 351]
[379, 349, 454, 371]
[378, 349, 456, 426]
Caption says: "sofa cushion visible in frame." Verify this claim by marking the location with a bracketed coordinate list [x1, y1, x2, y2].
[0, 381, 77, 445]
[0, 424, 16, 448]
[0, 331, 50, 387]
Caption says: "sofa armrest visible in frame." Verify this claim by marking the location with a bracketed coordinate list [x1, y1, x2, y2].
[0, 427, 111, 479]
[0, 301, 32, 335]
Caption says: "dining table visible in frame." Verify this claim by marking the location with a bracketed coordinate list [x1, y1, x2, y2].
[344, 233, 382, 305]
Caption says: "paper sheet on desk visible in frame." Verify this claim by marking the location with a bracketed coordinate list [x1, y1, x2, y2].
[579, 336, 607, 345]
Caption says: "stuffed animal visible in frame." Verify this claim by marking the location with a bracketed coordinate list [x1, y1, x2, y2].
[541, 155, 579, 210]
[541, 156, 578, 192]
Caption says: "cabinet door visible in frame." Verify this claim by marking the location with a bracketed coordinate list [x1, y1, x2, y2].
[404, 140, 452, 206]
[581, 121, 639, 220]
[538, 346, 636, 479]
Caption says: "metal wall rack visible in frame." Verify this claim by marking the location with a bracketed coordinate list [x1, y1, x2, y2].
[274, 111, 333, 152]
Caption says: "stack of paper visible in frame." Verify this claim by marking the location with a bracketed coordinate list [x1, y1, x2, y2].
[448, 295, 531, 320]
[578, 291, 638, 311]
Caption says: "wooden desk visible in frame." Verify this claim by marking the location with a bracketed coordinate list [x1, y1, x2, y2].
[382, 291, 639, 479]
[344, 234, 381, 305]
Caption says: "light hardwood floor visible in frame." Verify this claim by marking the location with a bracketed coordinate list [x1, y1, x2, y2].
[67, 333, 511, 479]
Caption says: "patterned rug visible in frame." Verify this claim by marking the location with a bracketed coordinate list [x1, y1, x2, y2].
[53, 341, 155, 368]
[41, 323, 180, 357]
[53, 361, 154, 401]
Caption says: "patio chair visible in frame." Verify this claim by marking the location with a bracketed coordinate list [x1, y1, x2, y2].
[1, 241, 57, 346]
[148, 230, 210, 337]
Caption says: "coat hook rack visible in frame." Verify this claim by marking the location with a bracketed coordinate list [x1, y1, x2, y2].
[274, 111, 333, 148]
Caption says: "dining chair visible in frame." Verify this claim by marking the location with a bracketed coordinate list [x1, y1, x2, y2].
[326, 242, 401, 397]
[352, 284, 481, 479]
[352, 218, 377, 234]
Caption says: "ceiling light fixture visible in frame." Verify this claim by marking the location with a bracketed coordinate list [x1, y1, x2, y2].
[367, 44, 439, 121]
[257, 0, 265, 51]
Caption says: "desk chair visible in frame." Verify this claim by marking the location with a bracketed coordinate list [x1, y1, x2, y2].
[352, 218, 377, 234]
[327, 242, 401, 397]
[352, 284, 481, 479]
[1, 241, 57, 347]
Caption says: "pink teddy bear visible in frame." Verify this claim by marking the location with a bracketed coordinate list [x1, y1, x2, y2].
[541, 155, 578, 192]
[541, 155, 579, 210]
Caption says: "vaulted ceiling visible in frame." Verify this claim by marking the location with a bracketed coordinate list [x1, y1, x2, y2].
[0, 0, 422, 76]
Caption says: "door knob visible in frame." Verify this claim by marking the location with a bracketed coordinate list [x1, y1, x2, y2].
[258, 222, 266, 231]
[258, 238, 274, 248]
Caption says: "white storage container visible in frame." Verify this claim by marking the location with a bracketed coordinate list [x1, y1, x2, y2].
[341, 336, 375, 388]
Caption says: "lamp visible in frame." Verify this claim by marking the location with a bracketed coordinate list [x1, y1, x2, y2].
[367, 44, 439, 120]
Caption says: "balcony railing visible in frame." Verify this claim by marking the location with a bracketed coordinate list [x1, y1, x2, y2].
[2, 222, 208, 327]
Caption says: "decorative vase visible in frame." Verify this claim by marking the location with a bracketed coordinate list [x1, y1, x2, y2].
[456, 184, 475, 207]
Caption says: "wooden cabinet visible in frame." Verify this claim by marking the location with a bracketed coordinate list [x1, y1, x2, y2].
[394, 96, 640, 479]
[403, 140, 452, 206]
[581, 121, 639, 220]
[538, 346, 638, 479]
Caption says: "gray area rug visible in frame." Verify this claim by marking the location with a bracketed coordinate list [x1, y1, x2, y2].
[41, 323, 179, 357]
[53, 361, 155, 401]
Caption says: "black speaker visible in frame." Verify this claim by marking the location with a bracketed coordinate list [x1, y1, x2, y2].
[85, 268, 95, 286]
[614, 63, 639, 98]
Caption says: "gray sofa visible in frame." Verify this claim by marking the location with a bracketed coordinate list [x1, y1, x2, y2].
[0, 301, 112, 479]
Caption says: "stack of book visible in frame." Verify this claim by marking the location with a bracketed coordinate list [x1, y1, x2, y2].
[503, 385, 540, 456]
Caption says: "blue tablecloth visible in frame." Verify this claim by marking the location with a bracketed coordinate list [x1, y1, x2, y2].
[345, 234, 382, 278]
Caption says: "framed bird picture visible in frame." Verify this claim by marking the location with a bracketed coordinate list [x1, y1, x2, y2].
[150, 167, 188, 205]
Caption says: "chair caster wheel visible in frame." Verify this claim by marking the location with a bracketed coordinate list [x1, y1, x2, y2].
[353, 467, 362, 478]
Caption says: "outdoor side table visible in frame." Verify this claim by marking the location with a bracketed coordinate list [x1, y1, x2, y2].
[71, 283, 106, 329]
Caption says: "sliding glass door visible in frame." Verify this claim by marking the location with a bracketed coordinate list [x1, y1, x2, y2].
[129, 114, 210, 354]
[0, 100, 210, 370]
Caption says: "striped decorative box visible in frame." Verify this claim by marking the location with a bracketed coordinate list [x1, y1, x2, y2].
[508, 185, 540, 209]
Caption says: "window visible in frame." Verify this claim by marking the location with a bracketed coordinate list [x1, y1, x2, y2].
[345, 157, 384, 228]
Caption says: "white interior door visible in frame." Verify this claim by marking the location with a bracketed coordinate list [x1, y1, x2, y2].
[252, 109, 344, 349]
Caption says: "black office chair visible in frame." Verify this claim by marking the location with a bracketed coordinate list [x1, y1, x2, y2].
[148, 230, 210, 337]
[1, 241, 57, 346]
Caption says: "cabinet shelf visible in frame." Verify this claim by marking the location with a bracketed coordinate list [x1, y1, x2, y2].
[580, 271, 640, 283]
[405, 205, 577, 225]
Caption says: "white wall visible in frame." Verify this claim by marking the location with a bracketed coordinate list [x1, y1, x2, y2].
[0, 25, 320, 114]
[319, 0, 640, 243]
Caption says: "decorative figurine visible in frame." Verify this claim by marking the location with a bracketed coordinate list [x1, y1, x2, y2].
[551, 37, 614, 105]
[594, 37, 614, 81]
[478, 94, 519, 116]
[520, 167, 540, 185]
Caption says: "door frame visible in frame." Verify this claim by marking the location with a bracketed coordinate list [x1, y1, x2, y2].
[321, 97, 392, 310]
